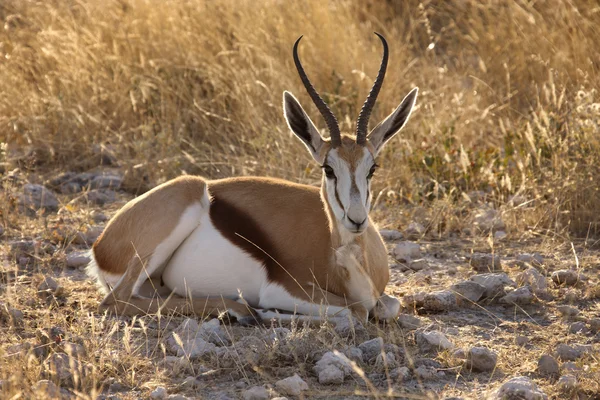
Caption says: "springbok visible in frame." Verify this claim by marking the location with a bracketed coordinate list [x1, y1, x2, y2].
[87, 33, 418, 325]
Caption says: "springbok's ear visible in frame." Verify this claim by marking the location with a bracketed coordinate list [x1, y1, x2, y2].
[368, 87, 418, 154]
[283, 91, 326, 162]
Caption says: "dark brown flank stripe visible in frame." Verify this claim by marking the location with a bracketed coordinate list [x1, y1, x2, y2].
[209, 190, 284, 282]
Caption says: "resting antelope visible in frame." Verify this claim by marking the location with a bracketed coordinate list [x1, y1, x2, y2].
[87, 33, 418, 325]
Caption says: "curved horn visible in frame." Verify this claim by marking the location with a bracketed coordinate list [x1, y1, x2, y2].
[356, 32, 389, 145]
[293, 36, 342, 148]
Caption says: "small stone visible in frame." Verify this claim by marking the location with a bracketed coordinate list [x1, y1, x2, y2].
[555, 343, 592, 361]
[451, 281, 486, 303]
[66, 252, 91, 269]
[343, 347, 363, 363]
[470, 253, 503, 272]
[73, 226, 104, 245]
[397, 314, 422, 330]
[551, 270, 580, 286]
[537, 355, 559, 377]
[266, 327, 291, 344]
[18, 184, 59, 214]
[199, 318, 230, 346]
[150, 386, 168, 400]
[274, 374, 308, 396]
[589, 318, 600, 333]
[90, 174, 123, 190]
[415, 331, 454, 353]
[84, 189, 117, 205]
[473, 208, 505, 233]
[109, 381, 128, 393]
[561, 362, 579, 372]
[400, 292, 426, 308]
[466, 347, 497, 372]
[358, 337, 384, 362]
[516, 268, 548, 296]
[31, 380, 65, 399]
[408, 258, 429, 271]
[333, 316, 366, 338]
[558, 374, 577, 391]
[516, 336, 529, 347]
[469, 273, 516, 299]
[490, 376, 548, 400]
[168, 395, 190, 400]
[390, 366, 411, 381]
[59, 181, 82, 194]
[500, 285, 534, 305]
[314, 351, 353, 379]
[379, 230, 403, 241]
[564, 289, 580, 304]
[318, 365, 344, 384]
[452, 348, 467, 360]
[166, 319, 217, 359]
[374, 352, 397, 370]
[556, 305, 580, 319]
[392, 242, 421, 262]
[413, 365, 437, 380]
[568, 322, 588, 334]
[423, 290, 457, 311]
[62, 341, 86, 358]
[494, 231, 507, 241]
[37, 277, 62, 298]
[43, 352, 82, 385]
[404, 222, 425, 238]
[0, 225, 4, 237]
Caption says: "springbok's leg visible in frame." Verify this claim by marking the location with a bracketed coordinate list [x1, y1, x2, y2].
[99, 254, 261, 325]
[257, 283, 368, 323]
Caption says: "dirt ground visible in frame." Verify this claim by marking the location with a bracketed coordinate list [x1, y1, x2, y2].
[0, 173, 599, 400]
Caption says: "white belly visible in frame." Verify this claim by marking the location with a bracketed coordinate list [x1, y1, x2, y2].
[161, 213, 267, 306]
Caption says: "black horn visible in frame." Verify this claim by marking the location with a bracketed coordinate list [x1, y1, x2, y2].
[293, 36, 342, 148]
[356, 32, 389, 145]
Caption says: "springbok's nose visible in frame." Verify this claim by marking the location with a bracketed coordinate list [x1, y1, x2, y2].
[347, 216, 367, 229]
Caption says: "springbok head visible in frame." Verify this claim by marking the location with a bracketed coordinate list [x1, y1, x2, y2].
[283, 33, 418, 235]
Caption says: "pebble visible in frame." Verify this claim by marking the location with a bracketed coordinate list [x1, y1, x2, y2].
[408, 258, 429, 271]
[568, 322, 588, 334]
[556, 305, 580, 319]
[415, 331, 454, 353]
[561, 362, 580, 372]
[555, 343, 592, 361]
[413, 365, 437, 380]
[150, 386, 168, 400]
[343, 347, 363, 363]
[451, 280, 486, 303]
[358, 337, 384, 362]
[551, 270, 580, 286]
[400, 292, 426, 308]
[166, 319, 217, 359]
[589, 318, 600, 333]
[500, 285, 534, 305]
[515, 336, 529, 347]
[489, 376, 548, 400]
[31, 380, 66, 399]
[470, 253, 502, 272]
[84, 189, 117, 205]
[466, 347, 497, 372]
[66, 251, 91, 269]
[397, 314, 422, 330]
[167, 395, 190, 400]
[494, 231, 507, 241]
[0, 225, 4, 236]
[563, 289, 580, 304]
[390, 366, 411, 381]
[404, 222, 425, 238]
[472, 208, 505, 233]
[537, 355, 559, 377]
[392, 242, 421, 262]
[517, 253, 544, 266]
[469, 273, 516, 299]
[43, 352, 81, 385]
[379, 229, 403, 241]
[90, 174, 123, 190]
[314, 351, 353, 384]
[73, 226, 104, 245]
[18, 184, 59, 214]
[333, 316, 366, 338]
[423, 290, 457, 311]
[318, 364, 345, 384]
[37, 277, 62, 298]
[516, 268, 548, 295]
[274, 374, 307, 397]
[558, 374, 577, 391]
[374, 352, 398, 370]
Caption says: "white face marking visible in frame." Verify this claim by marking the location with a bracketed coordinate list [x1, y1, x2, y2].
[323, 147, 376, 236]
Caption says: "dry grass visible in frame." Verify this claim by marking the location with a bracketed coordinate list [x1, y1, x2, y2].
[1, 1, 600, 399]
[1, 0, 599, 235]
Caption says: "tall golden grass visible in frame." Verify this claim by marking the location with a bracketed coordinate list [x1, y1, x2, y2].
[1, 0, 599, 235]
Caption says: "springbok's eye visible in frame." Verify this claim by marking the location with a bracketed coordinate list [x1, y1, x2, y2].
[367, 164, 378, 179]
[322, 165, 336, 179]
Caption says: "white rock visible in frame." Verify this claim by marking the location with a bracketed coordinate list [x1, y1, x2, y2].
[490, 376, 547, 400]
[318, 364, 345, 384]
[314, 351, 353, 377]
[408, 258, 429, 271]
[469, 273, 516, 299]
[500, 286, 534, 305]
[167, 319, 217, 359]
[466, 347, 497, 372]
[451, 281, 486, 303]
[242, 386, 269, 400]
[516, 268, 548, 295]
[66, 251, 91, 269]
[379, 229, 403, 241]
[18, 184, 59, 213]
[558, 375, 577, 391]
[199, 318, 230, 345]
[415, 331, 454, 353]
[358, 337, 384, 362]
[150, 386, 168, 400]
[274, 374, 308, 396]
[423, 290, 457, 311]
[397, 314, 422, 330]
[392, 242, 421, 262]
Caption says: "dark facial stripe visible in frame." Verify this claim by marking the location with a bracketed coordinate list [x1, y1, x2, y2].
[333, 177, 345, 213]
